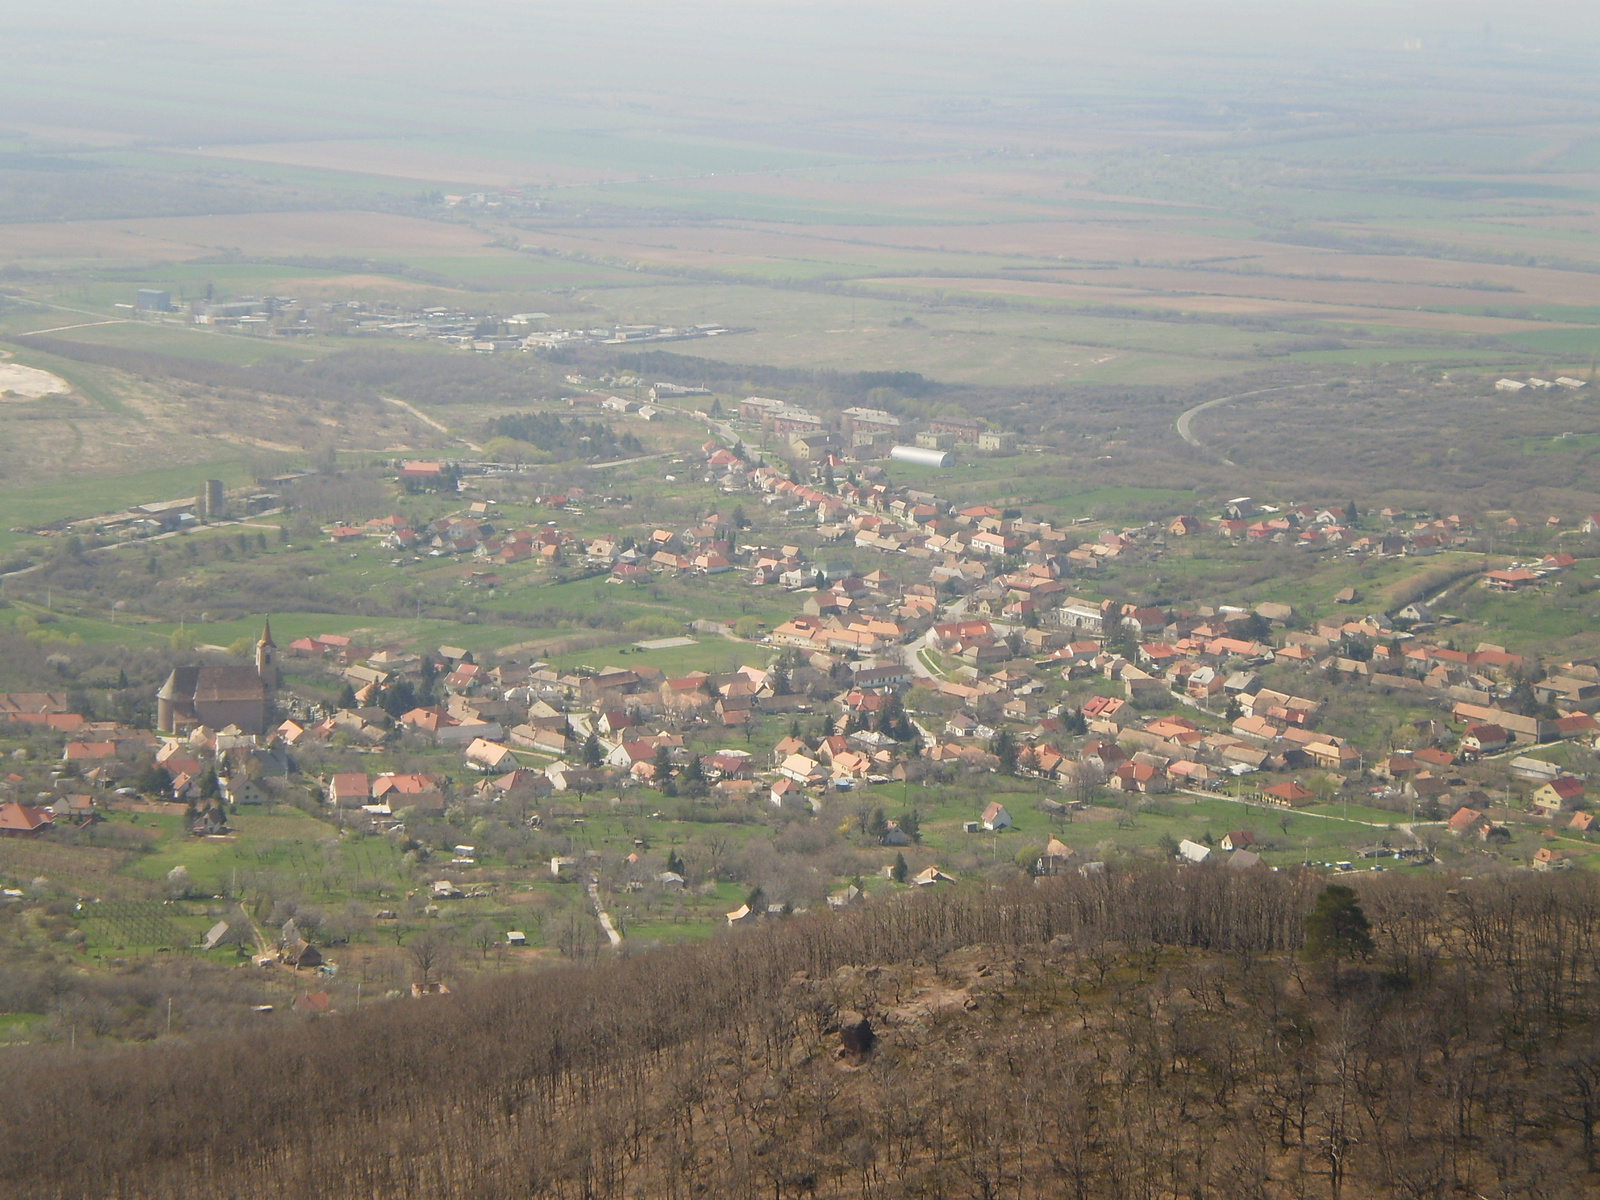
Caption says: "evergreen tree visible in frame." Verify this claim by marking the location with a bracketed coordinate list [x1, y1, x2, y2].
[380, 679, 416, 719]
[876, 692, 905, 736]
[337, 684, 358, 710]
[991, 729, 1018, 775]
[1303, 884, 1373, 965]
[665, 849, 685, 877]
[891, 852, 908, 883]
[583, 731, 603, 767]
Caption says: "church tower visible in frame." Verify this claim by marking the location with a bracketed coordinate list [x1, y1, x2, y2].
[255, 618, 279, 692]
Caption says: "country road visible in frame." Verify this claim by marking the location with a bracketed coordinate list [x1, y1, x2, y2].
[381, 395, 483, 452]
[587, 876, 622, 947]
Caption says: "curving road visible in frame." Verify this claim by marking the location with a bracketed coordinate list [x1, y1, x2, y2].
[381, 395, 483, 452]
[1174, 383, 1321, 465]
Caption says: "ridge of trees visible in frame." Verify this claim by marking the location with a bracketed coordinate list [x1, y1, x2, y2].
[3, 868, 1600, 1198]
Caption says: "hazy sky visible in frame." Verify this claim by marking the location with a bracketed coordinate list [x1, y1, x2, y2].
[3, 2, 1598, 157]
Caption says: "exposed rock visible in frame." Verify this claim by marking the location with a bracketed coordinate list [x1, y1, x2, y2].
[838, 1010, 875, 1055]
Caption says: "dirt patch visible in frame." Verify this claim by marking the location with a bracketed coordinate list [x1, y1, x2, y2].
[0, 362, 71, 400]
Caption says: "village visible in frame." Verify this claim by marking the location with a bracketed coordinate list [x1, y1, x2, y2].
[7, 391, 1600, 990]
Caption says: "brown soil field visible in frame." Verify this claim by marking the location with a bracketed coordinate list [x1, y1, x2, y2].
[1340, 218, 1600, 268]
[860, 275, 1568, 334]
[186, 141, 620, 189]
[782, 219, 1249, 262]
[0, 212, 506, 264]
[680, 166, 1084, 211]
[516, 227, 894, 274]
[1045, 264, 1600, 311]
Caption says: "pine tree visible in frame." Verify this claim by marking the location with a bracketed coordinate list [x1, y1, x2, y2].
[991, 729, 1018, 775]
[891, 852, 908, 883]
[583, 731, 603, 767]
[1303, 884, 1373, 965]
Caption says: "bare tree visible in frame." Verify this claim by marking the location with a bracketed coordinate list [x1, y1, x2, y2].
[405, 928, 453, 987]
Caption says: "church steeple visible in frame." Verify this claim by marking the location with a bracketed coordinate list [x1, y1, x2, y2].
[255, 618, 279, 692]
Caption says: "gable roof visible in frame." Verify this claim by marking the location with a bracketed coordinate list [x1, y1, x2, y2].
[1263, 781, 1314, 803]
[193, 666, 267, 703]
[0, 803, 53, 834]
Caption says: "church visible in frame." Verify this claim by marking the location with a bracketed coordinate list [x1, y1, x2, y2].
[157, 620, 279, 735]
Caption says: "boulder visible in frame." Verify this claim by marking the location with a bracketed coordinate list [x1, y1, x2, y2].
[838, 1010, 875, 1055]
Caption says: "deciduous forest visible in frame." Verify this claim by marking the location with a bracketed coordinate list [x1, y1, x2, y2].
[2, 868, 1598, 1199]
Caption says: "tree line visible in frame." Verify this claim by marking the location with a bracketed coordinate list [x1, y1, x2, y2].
[2, 867, 1599, 1198]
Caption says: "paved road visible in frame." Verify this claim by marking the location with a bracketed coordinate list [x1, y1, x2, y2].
[586, 452, 670, 470]
[903, 630, 938, 680]
[1174, 383, 1320, 465]
[21, 318, 129, 337]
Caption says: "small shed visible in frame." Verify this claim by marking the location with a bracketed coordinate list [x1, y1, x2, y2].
[282, 939, 323, 970]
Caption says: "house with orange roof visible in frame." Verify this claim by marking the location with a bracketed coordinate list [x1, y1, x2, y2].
[1262, 780, 1315, 807]
[0, 803, 53, 837]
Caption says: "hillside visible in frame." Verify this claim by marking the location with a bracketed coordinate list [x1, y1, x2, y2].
[1, 868, 1598, 1199]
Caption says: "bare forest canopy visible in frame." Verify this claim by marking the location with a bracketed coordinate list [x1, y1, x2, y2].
[3, 868, 1600, 1200]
